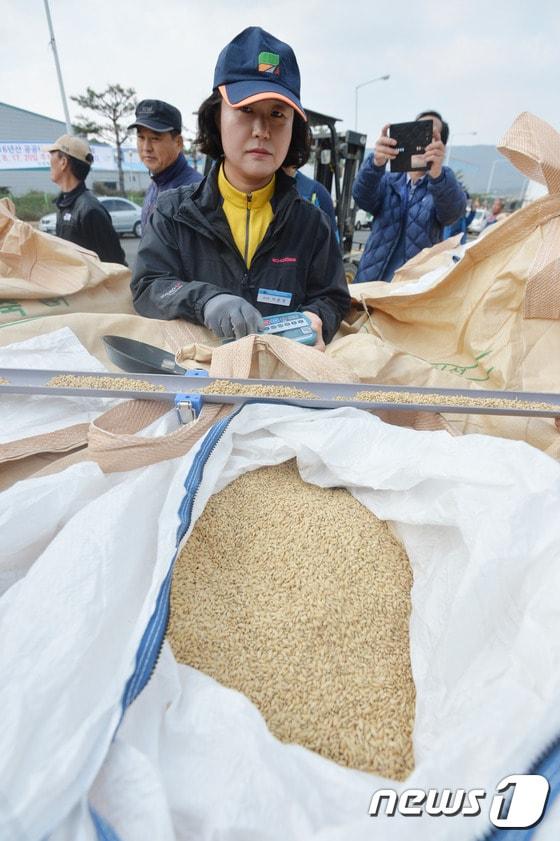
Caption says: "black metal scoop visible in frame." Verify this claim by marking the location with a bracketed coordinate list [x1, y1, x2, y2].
[102, 335, 186, 375]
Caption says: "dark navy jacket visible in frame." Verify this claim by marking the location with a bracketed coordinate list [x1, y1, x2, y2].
[352, 155, 466, 282]
[55, 183, 126, 264]
[141, 154, 202, 229]
[294, 171, 339, 242]
[131, 163, 350, 344]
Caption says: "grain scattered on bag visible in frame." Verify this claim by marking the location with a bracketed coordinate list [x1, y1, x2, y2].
[46, 374, 165, 392]
[168, 459, 415, 779]
[201, 379, 317, 399]
[347, 389, 560, 413]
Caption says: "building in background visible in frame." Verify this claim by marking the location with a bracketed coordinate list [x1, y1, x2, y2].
[1, 101, 158, 196]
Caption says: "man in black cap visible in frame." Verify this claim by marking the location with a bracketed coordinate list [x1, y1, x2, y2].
[129, 100, 202, 230]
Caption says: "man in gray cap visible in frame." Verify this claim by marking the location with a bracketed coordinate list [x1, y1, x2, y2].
[45, 134, 126, 264]
[129, 99, 202, 229]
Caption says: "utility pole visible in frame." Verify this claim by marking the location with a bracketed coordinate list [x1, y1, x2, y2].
[43, 0, 72, 133]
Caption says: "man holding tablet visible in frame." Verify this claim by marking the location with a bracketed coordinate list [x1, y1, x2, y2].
[352, 110, 466, 282]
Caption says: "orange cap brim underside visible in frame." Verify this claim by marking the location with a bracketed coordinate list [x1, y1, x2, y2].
[219, 85, 307, 122]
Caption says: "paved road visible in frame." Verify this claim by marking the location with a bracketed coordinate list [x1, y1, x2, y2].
[351, 229, 369, 256]
[122, 235, 141, 270]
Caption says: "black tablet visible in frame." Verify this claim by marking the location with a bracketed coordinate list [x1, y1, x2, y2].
[388, 120, 434, 172]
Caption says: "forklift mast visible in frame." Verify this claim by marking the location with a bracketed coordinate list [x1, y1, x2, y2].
[305, 110, 367, 254]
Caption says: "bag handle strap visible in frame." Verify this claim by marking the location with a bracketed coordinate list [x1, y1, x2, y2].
[206, 333, 359, 382]
[85, 398, 233, 474]
[0, 422, 89, 465]
[27, 398, 232, 477]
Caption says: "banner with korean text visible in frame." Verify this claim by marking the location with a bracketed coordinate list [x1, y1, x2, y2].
[0, 142, 145, 171]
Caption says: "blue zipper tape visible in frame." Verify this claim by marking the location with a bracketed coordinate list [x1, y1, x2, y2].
[477, 740, 560, 840]
[90, 804, 122, 841]
[121, 409, 242, 714]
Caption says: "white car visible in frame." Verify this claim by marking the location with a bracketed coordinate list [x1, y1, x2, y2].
[39, 196, 142, 237]
[354, 209, 373, 230]
[39, 212, 57, 234]
[467, 208, 489, 235]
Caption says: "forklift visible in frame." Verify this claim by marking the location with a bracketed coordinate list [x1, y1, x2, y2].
[305, 109, 367, 280]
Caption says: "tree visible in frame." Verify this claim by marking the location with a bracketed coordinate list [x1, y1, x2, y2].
[71, 84, 137, 194]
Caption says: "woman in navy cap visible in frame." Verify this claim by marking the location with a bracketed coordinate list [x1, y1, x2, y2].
[131, 27, 350, 350]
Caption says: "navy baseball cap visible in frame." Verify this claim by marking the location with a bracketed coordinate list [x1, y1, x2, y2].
[128, 100, 182, 132]
[213, 27, 307, 122]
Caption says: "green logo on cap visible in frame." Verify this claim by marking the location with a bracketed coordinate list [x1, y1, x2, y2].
[258, 51, 280, 75]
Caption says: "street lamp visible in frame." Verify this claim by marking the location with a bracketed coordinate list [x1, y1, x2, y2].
[354, 75, 390, 130]
[518, 176, 530, 205]
[444, 131, 478, 166]
[486, 158, 509, 197]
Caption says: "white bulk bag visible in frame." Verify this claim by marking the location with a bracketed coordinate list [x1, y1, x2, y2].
[1, 403, 560, 841]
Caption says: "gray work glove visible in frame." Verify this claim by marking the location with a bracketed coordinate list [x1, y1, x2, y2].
[203, 294, 265, 339]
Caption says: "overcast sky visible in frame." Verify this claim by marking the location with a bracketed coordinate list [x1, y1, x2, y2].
[2, 0, 559, 150]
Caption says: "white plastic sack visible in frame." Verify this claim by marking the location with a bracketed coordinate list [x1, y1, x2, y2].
[1, 403, 560, 841]
[0, 327, 119, 445]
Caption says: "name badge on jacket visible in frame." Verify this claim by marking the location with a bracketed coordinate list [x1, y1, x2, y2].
[257, 288, 292, 307]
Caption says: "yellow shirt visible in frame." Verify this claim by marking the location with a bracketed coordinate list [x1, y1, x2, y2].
[218, 164, 275, 267]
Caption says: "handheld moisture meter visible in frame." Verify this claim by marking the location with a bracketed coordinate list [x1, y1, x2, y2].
[260, 312, 317, 345]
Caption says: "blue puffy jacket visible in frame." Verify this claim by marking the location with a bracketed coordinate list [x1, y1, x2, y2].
[352, 155, 466, 282]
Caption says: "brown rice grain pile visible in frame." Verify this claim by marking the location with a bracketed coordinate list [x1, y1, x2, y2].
[168, 459, 415, 779]
[46, 374, 166, 392]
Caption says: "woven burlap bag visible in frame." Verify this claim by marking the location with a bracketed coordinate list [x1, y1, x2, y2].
[328, 112, 560, 458]
[0, 199, 133, 324]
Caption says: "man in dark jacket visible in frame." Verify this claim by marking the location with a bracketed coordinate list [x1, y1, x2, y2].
[45, 135, 126, 265]
[352, 110, 466, 282]
[129, 100, 202, 229]
[283, 165, 339, 243]
[131, 163, 349, 345]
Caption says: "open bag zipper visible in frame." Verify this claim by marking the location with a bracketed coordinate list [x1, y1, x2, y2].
[120, 407, 243, 713]
[476, 733, 560, 840]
